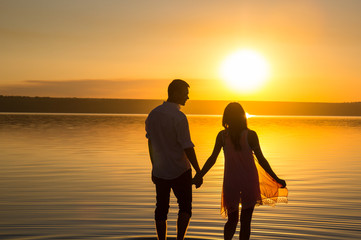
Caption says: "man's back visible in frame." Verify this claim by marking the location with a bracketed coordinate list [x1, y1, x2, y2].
[146, 101, 194, 179]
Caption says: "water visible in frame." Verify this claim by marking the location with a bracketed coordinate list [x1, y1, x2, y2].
[1, 113, 361, 239]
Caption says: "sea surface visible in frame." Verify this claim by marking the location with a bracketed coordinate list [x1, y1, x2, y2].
[1, 113, 361, 239]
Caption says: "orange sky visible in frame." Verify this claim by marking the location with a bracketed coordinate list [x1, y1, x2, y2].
[0, 1, 360, 102]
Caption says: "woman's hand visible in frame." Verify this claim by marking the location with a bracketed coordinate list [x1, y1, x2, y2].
[276, 178, 287, 188]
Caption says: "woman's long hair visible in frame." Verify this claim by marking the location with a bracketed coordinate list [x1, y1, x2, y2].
[222, 102, 248, 150]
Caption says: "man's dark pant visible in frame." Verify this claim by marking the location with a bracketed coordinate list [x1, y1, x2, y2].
[152, 169, 192, 221]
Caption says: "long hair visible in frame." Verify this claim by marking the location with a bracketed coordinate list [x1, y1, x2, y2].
[222, 102, 248, 150]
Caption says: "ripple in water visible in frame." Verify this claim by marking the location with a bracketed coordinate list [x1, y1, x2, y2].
[1, 114, 361, 239]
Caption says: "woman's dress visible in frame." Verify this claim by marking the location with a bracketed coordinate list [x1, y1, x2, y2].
[221, 129, 288, 217]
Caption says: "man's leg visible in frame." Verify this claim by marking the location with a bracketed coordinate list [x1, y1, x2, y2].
[155, 220, 167, 240]
[172, 170, 192, 240]
[153, 175, 171, 240]
[177, 211, 191, 240]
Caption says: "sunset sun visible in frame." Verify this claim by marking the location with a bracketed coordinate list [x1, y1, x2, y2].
[220, 49, 270, 92]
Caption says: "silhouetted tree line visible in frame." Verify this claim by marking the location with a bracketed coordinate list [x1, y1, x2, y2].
[1, 95, 360, 116]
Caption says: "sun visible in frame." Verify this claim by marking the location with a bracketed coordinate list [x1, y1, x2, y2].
[220, 49, 270, 92]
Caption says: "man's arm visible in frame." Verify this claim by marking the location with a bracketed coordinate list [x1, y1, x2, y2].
[184, 147, 203, 188]
[148, 139, 154, 165]
[184, 147, 201, 174]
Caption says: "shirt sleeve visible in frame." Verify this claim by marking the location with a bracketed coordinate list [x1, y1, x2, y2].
[145, 115, 150, 139]
[175, 116, 195, 149]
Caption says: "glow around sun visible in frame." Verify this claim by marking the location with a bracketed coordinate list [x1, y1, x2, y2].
[220, 49, 270, 92]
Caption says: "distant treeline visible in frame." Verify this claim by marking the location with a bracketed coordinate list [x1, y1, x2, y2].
[1, 95, 361, 116]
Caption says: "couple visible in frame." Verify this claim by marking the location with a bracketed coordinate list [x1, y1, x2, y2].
[145, 79, 287, 240]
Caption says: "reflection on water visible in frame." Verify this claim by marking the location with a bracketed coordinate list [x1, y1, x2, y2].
[1, 113, 361, 239]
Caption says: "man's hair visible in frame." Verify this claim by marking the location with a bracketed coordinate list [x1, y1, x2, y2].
[167, 79, 190, 97]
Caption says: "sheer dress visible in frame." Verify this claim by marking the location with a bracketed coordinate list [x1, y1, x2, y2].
[221, 129, 288, 217]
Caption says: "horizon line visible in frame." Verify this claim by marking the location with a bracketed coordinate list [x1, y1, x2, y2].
[1, 95, 360, 104]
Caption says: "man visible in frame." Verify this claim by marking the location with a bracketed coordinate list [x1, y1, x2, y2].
[145, 79, 203, 240]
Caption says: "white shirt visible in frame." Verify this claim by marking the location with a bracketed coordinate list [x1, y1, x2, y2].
[145, 101, 194, 179]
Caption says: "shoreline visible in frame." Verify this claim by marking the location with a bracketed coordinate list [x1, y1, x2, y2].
[1, 112, 361, 118]
[1, 96, 361, 116]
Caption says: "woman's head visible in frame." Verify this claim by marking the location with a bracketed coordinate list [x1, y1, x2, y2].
[222, 102, 248, 150]
[222, 102, 247, 130]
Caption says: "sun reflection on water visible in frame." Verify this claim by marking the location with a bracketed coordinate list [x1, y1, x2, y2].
[1, 114, 361, 239]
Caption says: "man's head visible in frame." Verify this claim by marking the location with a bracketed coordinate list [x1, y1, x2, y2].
[167, 79, 190, 106]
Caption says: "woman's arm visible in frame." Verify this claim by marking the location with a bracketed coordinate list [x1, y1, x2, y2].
[195, 131, 223, 180]
[248, 130, 287, 187]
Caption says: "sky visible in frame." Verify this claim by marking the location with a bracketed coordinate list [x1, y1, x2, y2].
[0, 0, 360, 102]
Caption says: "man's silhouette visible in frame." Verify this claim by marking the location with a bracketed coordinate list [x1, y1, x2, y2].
[145, 79, 202, 240]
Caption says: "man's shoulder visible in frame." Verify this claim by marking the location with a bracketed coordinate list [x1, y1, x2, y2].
[148, 104, 163, 114]
[172, 109, 188, 124]
[175, 108, 187, 118]
[150, 103, 186, 120]
[148, 103, 167, 116]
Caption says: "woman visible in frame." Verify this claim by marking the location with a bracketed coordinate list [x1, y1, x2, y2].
[193, 102, 288, 240]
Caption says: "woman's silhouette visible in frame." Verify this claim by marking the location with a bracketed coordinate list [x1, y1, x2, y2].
[193, 102, 288, 240]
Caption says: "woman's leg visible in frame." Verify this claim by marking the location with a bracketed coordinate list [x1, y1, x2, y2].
[239, 206, 254, 240]
[224, 210, 239, 240]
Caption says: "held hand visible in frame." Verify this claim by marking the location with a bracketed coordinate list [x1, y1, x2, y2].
[192, 173, 203, 189]
[195, 177, 203, 188]
[277, 178, 287, 188]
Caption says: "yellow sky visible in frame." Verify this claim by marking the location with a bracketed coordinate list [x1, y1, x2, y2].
[0, 0, 360, 102]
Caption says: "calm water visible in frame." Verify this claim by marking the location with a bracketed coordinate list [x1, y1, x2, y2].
[1, 113, 361, 239]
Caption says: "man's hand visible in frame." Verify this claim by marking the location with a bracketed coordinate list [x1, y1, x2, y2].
[192, 173, 203, 189]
